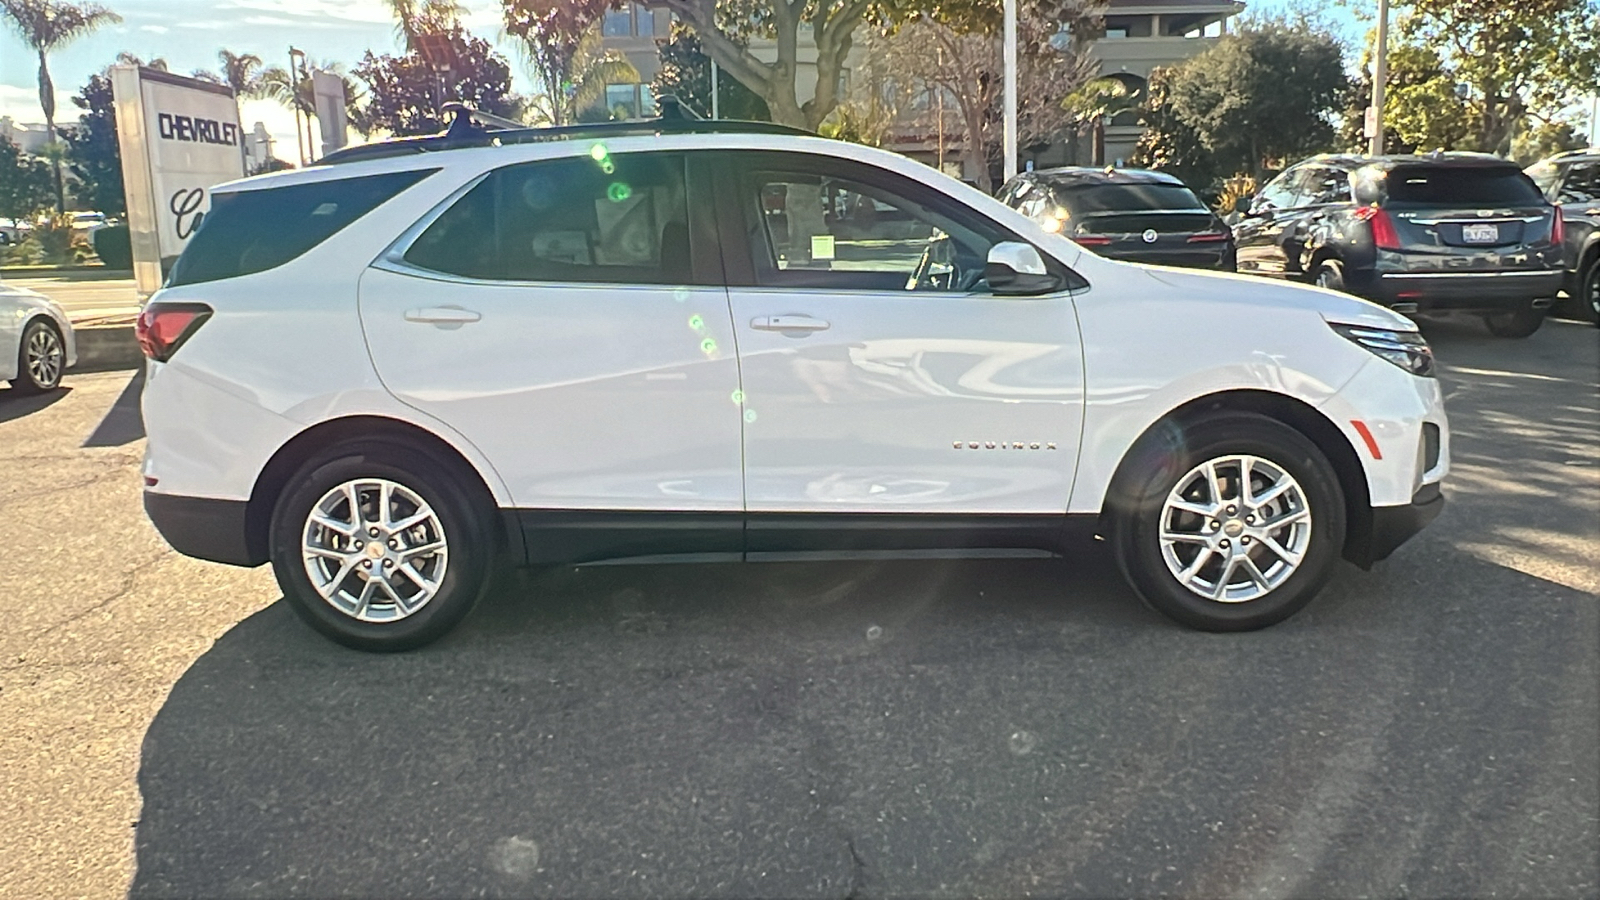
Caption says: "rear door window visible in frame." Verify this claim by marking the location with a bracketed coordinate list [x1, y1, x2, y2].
[1555, 163, 1598, 204]
[168, 169, 435, 287]
[1384, 166, 1544, 205]
[403, 152, 696, 285]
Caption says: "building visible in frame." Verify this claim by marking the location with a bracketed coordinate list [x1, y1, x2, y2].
[0, 117, 52, 154]
[597, 0, 1244, 175]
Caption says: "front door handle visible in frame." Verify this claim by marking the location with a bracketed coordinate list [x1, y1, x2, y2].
[751, 315, 830, 332]
[404, 306, 482, 325]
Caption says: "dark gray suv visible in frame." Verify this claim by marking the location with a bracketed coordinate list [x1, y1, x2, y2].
[1233, 153, 1565, 337]
[1527, 149, 1600, 326]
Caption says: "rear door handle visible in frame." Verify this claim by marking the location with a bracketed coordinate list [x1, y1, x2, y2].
[751, 315, 830, 332]
[404, 306, 482, 324]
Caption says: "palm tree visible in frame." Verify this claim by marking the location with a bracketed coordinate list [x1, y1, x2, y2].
[383, 0, 464, 51]
[260, 58, 372, 138]
[217, 49, 266, 97]
[517, 23, 637, 126]
[1062, 78, 1143, 167]
[0, 0, 122, 212]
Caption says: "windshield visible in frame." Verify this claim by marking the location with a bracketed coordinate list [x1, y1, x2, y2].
[1524, 162, 1561, 200]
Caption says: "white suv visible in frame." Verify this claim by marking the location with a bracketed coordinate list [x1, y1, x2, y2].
[137, 117, 1448, 651]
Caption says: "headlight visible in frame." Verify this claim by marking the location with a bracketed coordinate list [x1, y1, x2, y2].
[1331, 323, 1435, 377]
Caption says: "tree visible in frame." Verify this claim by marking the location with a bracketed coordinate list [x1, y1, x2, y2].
[216, 49, 267, 97]
[652, 20, 769, 121]
[1343, 42, 1473, 153]
[63, 72, 123, 215]
[854, 0, 1100, 191]
[504, 14, 637, 125]
[259, 58, 374, 138]
[1062, 77, 1143, 167]
[0, 0, 122, 212]
[355, 23, 521, 136]
[502, 0, 616, 126]
[1393, 0, 1599, 156]
[1131, 18, 1350, 181]
[0, 136, 54, 223]
[1130, 66, 1216, 189]
[638, 0, 874, 130]
[383, 0, 466, 51]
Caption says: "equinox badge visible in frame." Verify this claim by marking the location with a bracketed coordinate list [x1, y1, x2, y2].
[954, 441, 1057, 450]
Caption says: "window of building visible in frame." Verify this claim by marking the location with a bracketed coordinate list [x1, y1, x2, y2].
[603, 5, 634, 36]
[605, 83, 640, 119]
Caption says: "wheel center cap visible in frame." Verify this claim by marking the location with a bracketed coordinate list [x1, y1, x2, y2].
[365, 542, 386, 560]
[1223, 519, 1246, 538]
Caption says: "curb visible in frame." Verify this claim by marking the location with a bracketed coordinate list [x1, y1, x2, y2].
[71, 324, 144, 374]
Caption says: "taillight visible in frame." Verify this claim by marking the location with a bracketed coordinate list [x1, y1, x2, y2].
[1355, 205, 1401, 250]
[135, 302, 212, 362]
[1551, 206, 1564, 246]
[1186, 231, 1230, 243]
[1074, 235, 1113, 246]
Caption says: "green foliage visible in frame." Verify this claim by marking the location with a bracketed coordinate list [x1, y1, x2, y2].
[0, 136, 54, 222]
[1512, 120, 1589, 167]
[92, 223, 130, 268]
[1395, 0, 1599, 156]
[1131, 18, 1350, 180]
[652, 21, 769, 122]
[354, 24, 521, 136]
[64, 72, 124, 216]
[502, 0, 614, 126]
[32, 213, 86, 264]
[1130, 68, 1218, 189]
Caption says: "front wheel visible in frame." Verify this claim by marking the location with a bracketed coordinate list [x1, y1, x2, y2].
[11, 319, 65, 394]
[269, 441, 497, 651]
[1483, 303, 1546, 338]
[1109, 413, 1347, 632]
[1313, 258, 1346, 293]
[1581, 257, 1600, 326]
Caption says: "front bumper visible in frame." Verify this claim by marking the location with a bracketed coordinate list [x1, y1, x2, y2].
[144, 491, 265, 567]
[1348, 482, 1444, 568]
[1364, 269, 1564, 313]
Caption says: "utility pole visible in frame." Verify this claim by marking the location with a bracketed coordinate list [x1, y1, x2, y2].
[1003, 0, 1018, 181]
[1368, 0, 1390, 156]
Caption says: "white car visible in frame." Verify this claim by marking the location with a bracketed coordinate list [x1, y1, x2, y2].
[1, 279, 75, 393]
[137, 118, 1449, 651]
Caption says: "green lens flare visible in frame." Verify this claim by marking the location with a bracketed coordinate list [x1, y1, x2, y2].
[701, 338, 717, 354]
[600, 160, 615, 175]
[688, 314, 704, 330]
[730, 389, 744, 404]
[744, 409, 757, 423]
[589, 142, 608, 161]
[607, 182, 632, 202]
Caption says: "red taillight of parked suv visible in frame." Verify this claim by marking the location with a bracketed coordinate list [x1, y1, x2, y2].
[135, 303, 212, 362]
[1354, 206, 1401, 250]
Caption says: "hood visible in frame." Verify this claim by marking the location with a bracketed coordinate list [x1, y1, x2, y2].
[1140, 265, 1417, 331]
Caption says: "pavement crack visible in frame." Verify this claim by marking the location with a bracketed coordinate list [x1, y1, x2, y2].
[0, 467, 132, 514]
[843, 836, 867, 900]
[26, 550, 171, 639]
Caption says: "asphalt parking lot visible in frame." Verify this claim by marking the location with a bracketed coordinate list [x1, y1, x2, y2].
[0, 317, 1595, 899]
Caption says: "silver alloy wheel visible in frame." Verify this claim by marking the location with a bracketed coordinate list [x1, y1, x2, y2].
[25, 324, 63, 388]
[301, 478, 449, 622]
[1158, 454, 1313, 603]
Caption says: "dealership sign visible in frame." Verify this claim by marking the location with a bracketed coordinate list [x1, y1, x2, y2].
[111, 66, 245, 296]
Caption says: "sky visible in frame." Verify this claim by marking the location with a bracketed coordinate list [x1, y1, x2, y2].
[1, 0, 1360, 162]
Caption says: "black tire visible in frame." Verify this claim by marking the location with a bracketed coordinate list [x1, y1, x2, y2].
[1580, 255, 1600, 326]
[1312, 258, 1346, 293]
[1108, 412, 1347, 632]
[269, 440, 497, 651]
[10, 318, 65, 394]
[1483, 303, 1546, 338]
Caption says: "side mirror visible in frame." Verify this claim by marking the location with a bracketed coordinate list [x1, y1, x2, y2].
[985, 242, 1061, 296]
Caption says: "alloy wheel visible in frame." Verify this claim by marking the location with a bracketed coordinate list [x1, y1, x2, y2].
[1158, 454, 1313, 603]
[300, 478, 449, 622]
[25, 325, 63, 388]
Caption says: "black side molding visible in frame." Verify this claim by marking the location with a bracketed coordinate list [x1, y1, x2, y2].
[144, 492, 265, 567]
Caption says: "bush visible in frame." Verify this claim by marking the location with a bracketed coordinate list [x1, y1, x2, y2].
[33, 215, 78, 264]
[93, 224, 132, 269]
[0, 236, 43, 266]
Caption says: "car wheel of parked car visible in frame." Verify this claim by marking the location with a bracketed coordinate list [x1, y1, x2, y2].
[1111, 413, 1346, 632]
[268, 441, 497, 651]
[1482, 304, 1547, 338]
[1582, 256, 1600, 326]
[11, 318, 65, 394]
[1313, 259, 1346, 293]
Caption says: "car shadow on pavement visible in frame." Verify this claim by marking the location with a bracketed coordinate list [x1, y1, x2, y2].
[82, 369, 144, 447]
[0, 384, 70, 423]
[129, 537, 1597, 899]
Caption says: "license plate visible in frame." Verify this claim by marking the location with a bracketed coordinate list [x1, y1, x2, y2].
[1462, 223, 1499, 243]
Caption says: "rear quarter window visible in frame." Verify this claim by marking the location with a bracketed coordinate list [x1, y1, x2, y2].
[1383, 166, 1543, 206]
[167, 169, 436, 287]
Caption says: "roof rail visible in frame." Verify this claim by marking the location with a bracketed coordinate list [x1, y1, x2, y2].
[316, 99, 812, 166]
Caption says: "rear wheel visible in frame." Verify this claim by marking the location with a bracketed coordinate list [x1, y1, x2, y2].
[1483, 302, 1546, 338]
[1110, 413, 1346, 632]
[1581, 256, 1600, 326]
[269, 441, 497, 651]
[1312, 258, 1346, 293]
[10, 319, 64, 394]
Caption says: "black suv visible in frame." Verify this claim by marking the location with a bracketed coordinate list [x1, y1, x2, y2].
[995, 167, 1235, 270]
[1526, 149, 1600, 325]
[1233, 153, 1565, 337]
